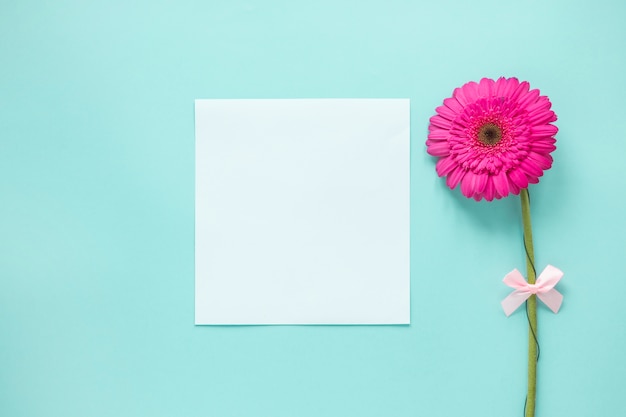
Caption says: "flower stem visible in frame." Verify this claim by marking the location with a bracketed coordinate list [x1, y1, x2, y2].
[520, 188, 537, 417]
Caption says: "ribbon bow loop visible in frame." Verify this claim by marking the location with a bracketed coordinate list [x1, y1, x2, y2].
[501, 265, 563, 317]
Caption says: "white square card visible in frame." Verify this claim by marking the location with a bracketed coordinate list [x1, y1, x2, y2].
[195, 99, 409, 324]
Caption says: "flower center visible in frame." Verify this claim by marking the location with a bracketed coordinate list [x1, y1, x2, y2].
[477, 123, 502, 146]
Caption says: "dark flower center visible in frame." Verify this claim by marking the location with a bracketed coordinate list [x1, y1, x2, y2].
[478, 123, 502, 146]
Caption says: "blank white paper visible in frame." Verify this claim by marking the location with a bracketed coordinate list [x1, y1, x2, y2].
[195, 99, 410, 324]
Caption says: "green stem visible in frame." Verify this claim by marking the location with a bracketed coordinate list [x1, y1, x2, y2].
[521, 188, 537, 417]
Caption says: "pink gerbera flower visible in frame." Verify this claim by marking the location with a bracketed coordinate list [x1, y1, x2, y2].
[426, 77, 558, 201]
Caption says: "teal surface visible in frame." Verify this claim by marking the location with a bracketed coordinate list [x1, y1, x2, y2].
[2, 1, 625, 416]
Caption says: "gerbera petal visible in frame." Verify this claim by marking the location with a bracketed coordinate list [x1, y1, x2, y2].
[446, 166, 466, 189]
[531, 125, 558, 137]
[475, 174, 488, 195]
[510, 80, 530, 102]
[519, 158, 544, 177]
[436, 104, 457, 121]
[527, 176, 539, 184]
[461, 171, 488, 198]
[465, 81, 483, 101]
[528, 110, 557, 125]
[478, 77, 495, 97]
[443, 97, 464, 113]
[530, 139, 557, 153]
[426, 140, 450, 157]
[427, 129, 449, 140]
[527, 151, 553, 170]
[429, 115, 452, 129]
[483, 177, 496, 201]
[493, 170, 510, 198]
[526, 96, 551, 114]
[451, 87, 466, 106]
[507, 176, 521, 195]
[517, 88, 541, 109]
[454, 82, 479, 106]
[494, 77, 518, 97]
[507, 168, 529, 189]
[435, 157, 457, 176]
[460, 174, 473, 197]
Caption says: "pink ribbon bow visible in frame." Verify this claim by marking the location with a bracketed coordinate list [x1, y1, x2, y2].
[501, 265, 563, 317]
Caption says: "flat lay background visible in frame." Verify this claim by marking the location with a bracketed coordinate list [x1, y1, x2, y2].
[1, 1, 625, 416]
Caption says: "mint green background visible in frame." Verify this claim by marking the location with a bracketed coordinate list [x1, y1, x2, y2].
[2, 1, 625, 416]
